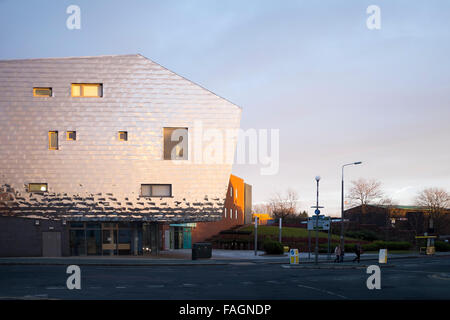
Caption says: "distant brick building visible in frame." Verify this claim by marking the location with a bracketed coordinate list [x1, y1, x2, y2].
[344, 204, 450, 240]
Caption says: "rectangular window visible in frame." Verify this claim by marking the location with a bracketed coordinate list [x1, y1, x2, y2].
[33, 87, 52, 97]
[67, 131, 76, 141]
[71, 83, 103, 97]
[224, 208, 227, 218]
[235, 209, 238, 219]
[48, 131, 58, 150]
[28, 183, 48, 193]
[141, 184, 172, 197]
[163, 127, 188, 160]
[230, 186, 233, 197]
[118, 131, 128, 141]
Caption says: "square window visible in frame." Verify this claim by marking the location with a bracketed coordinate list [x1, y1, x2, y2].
[33, 87, 52, 97]
[67, 131, 76, 141]
[141, 184, 172, 197]
[28, 183, 48, 193]
[118, 131, 128, 141]
[163, 127, 188, 160]
[48, 131, 58, 150]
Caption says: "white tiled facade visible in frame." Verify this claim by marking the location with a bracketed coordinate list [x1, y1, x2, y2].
[0, 54, 241, 222]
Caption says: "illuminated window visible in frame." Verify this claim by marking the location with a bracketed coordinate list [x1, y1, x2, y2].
[48, 131, 58, 150]
[67, 131, 76, 141]
[33, 87, 52, 97]
[141, 184, 172, 197]
[230, 186, 233, 197]
[28, 183, 48, 193]
[224, 208, 227, 218]
[118, 131, 128, 141]
[163, 127, 188, 160]
[71, 83, 102, 97]
[235, 209, 238, 219]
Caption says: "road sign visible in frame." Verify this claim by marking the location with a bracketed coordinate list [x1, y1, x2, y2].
[307, 216, 330, 231]
[290, 249, 299, 264]
[314, 209, 320, 215]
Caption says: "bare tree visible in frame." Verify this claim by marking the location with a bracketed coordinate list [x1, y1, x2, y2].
[252, 203, 272, 215]
[347, 178, 384, 206]
[415, 187, 450, 235]
[269, 189, 299, 220]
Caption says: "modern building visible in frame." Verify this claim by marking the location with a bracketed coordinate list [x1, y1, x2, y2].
[0, 54, 242, 257]
[189, 174, 252, 246]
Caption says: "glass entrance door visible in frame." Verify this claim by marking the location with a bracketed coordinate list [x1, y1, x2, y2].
[183, 228, 192, 249]
[102, 224, 118, 255]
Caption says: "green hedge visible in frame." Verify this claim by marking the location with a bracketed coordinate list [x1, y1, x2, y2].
[361, 241, 411, 251]
[263, 240, 284, 255]
[345, 230, 380, 242]
[435, 241, 450, 252]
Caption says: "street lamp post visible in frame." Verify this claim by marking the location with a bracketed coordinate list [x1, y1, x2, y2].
[340, 161, 362, 262]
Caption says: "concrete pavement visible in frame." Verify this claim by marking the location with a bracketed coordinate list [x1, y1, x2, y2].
[0, 250, 448, 266]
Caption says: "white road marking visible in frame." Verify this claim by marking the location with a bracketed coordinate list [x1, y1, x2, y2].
[428, 273, 450, 281]
[181, 283, 197, 287]
[297, 284, 349, 299]
[146, 284, 165, 288]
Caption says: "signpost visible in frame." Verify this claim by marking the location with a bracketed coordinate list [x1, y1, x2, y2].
[307, 215, 330, 231]
[311, 176, 323, 265]
[289, 249, 299, 264]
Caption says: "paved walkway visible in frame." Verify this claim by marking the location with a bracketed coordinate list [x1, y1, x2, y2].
[0, 250, 448, 266]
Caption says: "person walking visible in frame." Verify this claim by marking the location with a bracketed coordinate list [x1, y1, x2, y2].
[353, 243, 362, 263]
[334, 245, 341, 263]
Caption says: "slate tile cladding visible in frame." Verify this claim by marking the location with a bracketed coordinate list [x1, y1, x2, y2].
[0, 54, 242, 221]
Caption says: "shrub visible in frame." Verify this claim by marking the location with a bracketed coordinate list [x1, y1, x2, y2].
[435, 241, 450, 252]
[357, 241, 411, 251]
[263, 240, 284, 255]
[345, 230, 380, 242]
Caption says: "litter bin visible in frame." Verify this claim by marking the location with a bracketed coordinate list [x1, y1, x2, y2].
[192, 242, 212, 260]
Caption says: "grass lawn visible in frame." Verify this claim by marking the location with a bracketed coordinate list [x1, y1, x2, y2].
[238, 225, 359, 241]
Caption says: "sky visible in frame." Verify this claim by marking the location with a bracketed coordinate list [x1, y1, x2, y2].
[1, 0, 449, 216]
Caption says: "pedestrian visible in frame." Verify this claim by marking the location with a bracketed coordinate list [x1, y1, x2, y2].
[352, 243, 361, 263]
[334, 245, 341, 263]
[340, 248, 345, 263]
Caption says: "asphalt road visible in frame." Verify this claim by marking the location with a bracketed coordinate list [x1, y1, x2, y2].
[0, 256, 449, 300]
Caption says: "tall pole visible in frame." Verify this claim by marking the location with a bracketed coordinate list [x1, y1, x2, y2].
[279, 217, 282, 243]
[315, 178, 319, 265]
[340, 162, 362, 262]
[254, 216, 258, 256]
[327, 220, 331, 260]
[340, 166, 345, 261]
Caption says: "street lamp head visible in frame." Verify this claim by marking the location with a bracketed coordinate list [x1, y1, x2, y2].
[315, 176, 321, 182]
[354, 161, 362, 165]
